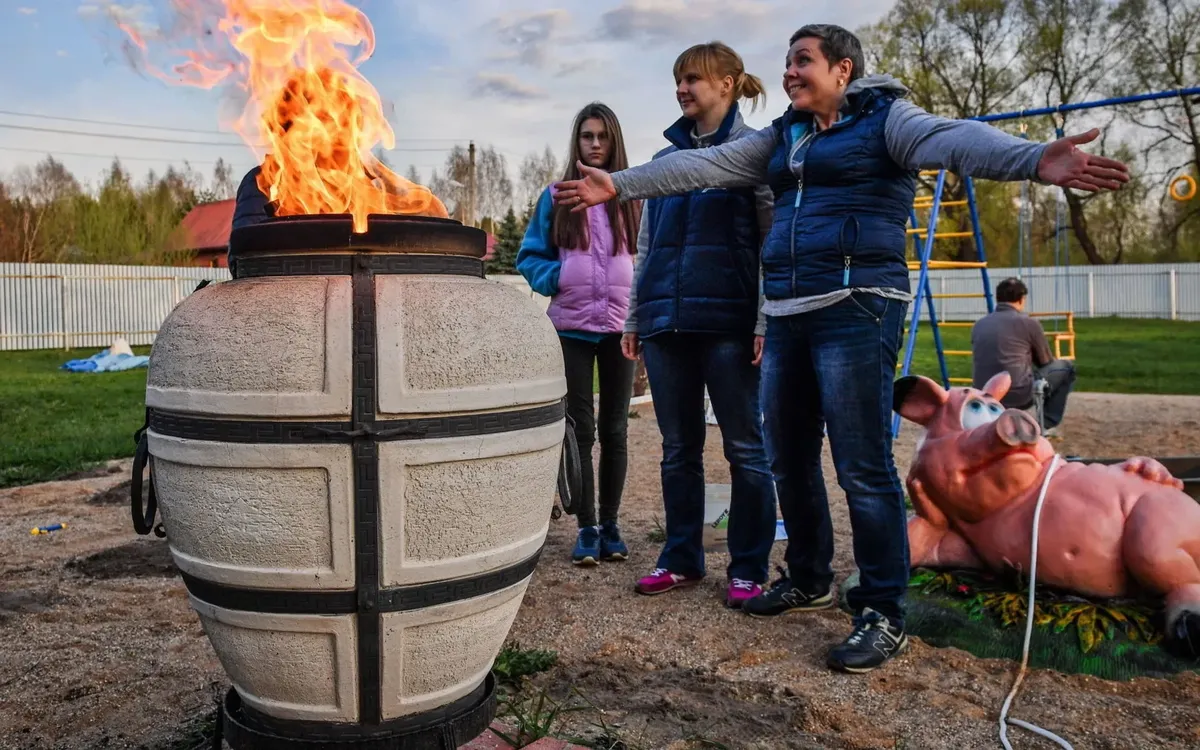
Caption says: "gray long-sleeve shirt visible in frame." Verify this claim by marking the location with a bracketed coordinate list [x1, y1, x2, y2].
[610, 74, 1049, 317]
[625, 113, 771, 337]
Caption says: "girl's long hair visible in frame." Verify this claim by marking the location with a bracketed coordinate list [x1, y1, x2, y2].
[672, 41, 767, 113]
[552, 102, 640, 255]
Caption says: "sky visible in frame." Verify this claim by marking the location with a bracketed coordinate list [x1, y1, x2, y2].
[0, 0, 895, 195]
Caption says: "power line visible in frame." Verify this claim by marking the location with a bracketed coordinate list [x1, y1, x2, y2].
[0, 145, 247, 167]
[0, 108, 468, 143]
[0, 122, 460, 151]
[0, 145, 446, 174]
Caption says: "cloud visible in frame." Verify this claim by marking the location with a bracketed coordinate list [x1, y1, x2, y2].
[470, 73, 548, 101]
[597, 0, 775, 44]
[490, 9, 570, 68]
[77, 2, 158, 36]
[555, 59, 598, 78]
[17, 7, 37, 15]
[57, 50, 69, 58]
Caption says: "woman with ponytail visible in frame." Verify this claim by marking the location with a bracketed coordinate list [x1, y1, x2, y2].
[624, 42, 778, 609]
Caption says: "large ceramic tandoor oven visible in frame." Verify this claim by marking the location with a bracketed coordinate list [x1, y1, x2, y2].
[893, 372, 1200, 657]
[131, 215, 566, 747]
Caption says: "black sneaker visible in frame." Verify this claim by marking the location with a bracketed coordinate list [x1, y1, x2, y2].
[827, 607, 908, 673]
[742, 567, 834, 618]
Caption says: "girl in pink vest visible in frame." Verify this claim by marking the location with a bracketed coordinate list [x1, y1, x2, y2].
[517, 102, 643, 566]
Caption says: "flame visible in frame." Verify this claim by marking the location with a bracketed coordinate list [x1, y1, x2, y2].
[110, 0, 447, 231]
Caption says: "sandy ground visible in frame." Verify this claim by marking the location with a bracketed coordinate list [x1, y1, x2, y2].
[1, 392, 1199, 750]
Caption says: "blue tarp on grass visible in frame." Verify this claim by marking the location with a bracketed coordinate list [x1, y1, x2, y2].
[60, 348, 149, 373]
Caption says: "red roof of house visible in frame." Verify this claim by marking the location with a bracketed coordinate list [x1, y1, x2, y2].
[174, 199, 235, 252]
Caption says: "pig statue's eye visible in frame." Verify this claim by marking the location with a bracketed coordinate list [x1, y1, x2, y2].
[961, 398, 1002, 430]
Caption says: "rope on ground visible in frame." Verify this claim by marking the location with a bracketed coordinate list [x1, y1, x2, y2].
[998, 452, 1073, 750]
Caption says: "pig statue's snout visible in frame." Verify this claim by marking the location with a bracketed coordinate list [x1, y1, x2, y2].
[996, 408, 1041, 447]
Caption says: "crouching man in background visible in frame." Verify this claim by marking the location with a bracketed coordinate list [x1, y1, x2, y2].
[971, 277, 1076, 435]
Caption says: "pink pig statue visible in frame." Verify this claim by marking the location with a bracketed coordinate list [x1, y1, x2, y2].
[893, 371, 1200, 657]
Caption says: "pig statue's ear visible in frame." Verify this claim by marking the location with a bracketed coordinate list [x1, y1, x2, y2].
[893, 375, 948, 426]
[983, 371, 1012, 401]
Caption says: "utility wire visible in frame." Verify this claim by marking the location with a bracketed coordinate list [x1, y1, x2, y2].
[0, 144, 247, 166]
[0, 145, 446, 173]
[0, 108, 466, 142]
[0, 122, 460, 152]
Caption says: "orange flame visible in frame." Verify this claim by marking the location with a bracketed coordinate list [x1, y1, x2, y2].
[111, 0, 447, 231]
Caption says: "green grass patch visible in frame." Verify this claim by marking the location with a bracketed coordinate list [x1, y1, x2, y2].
[0, 347, 150, 488]
[900, 568, 1198, 681]
[904, 316, 1200, 395]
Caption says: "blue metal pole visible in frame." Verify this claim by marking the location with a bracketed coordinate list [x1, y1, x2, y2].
[972, 87, 1200, 123]
[924, 274, 951, 388]
[894, 169, 948, 438]
[965, 177, 994, 315]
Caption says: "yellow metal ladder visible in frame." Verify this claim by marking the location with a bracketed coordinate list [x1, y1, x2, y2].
[893, 170, 994, 436]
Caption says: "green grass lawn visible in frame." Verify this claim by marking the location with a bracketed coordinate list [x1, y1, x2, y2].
[904, 316, 1200, 395]
[2, 316, 1198, 489]
[1, 347, 151, 488]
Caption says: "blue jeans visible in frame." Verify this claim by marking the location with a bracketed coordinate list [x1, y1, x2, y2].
[761, 293, 910, 626]
[642, 333, 777, 583]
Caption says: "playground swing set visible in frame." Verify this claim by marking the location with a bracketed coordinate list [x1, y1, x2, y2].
[892, 85, 1200, 438]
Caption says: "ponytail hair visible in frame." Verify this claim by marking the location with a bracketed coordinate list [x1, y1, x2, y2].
[672, 41, 766, 112]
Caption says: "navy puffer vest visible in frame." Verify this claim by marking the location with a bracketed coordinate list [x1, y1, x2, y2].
[637, 105, 762, 338]
[761, 87, 915, 300]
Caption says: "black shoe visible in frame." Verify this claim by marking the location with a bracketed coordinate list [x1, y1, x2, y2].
[742, 567, 834, 618]
[827, 608, 908, 673]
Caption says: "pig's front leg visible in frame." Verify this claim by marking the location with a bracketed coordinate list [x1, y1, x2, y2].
[907, 478, 984, 570]
[1116, 457, 1185, 490]
[908, 516, 983, 569]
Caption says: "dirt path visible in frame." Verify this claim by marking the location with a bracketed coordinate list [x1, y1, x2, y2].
[1, 393, 1198, 749]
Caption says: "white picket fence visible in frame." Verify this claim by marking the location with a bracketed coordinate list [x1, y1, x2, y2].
[2, 261, 1198, 351]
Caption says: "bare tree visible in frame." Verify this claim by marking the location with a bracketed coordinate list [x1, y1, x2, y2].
[211, 157, 237, 200]
[10, 156, 80, 262]
[428, 145, 514, 225]
[518, 146, 560, 209]
[405, 165, 421, 186]
[1019, 0, 1128, 264]
[1110, 0, 1200, 258]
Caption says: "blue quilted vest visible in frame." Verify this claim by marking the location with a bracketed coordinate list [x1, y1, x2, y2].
[761, 87, 915, 300]
[637, 104, 762, 338]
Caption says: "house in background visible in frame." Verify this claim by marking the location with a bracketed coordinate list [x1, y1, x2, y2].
[171, 199, 235, 268]
[170, 199, 496, 268]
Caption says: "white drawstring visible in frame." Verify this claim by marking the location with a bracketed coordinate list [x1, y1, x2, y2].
[998, 453, 1074, 750]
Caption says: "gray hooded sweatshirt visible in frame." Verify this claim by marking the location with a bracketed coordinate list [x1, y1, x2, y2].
[611, 74, 1049, 317]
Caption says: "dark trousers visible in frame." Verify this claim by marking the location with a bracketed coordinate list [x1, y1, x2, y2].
[560, 334, 634, 528]
[641, 333, 777, 583]
[1037, 359, 1076, 428]
[761, 293, 910, 627]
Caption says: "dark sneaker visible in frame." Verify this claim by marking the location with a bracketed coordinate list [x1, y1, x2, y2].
[742, 568, 834, 618]
[827, 607, 908, 673]
[572, 526, 601, 566]
[598, 520, 629, 561]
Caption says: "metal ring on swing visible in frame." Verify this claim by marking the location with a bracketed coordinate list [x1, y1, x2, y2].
[1170, 174, 1196, 202]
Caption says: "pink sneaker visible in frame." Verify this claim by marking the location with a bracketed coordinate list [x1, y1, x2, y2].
[725, 578, 763, 609]
[634, 568, 701, 596]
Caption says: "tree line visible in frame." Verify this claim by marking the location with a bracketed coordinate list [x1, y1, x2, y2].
[2, 0, 1197, 268]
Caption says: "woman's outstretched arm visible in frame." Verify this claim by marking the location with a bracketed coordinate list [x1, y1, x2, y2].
[556, 125, 779, 208]
[612, 125, 778, 199]
[885, 100, 1129, 191]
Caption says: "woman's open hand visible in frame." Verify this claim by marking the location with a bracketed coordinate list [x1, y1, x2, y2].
[553, 161, 617, 211]
[1036, 129, 1130, 192]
